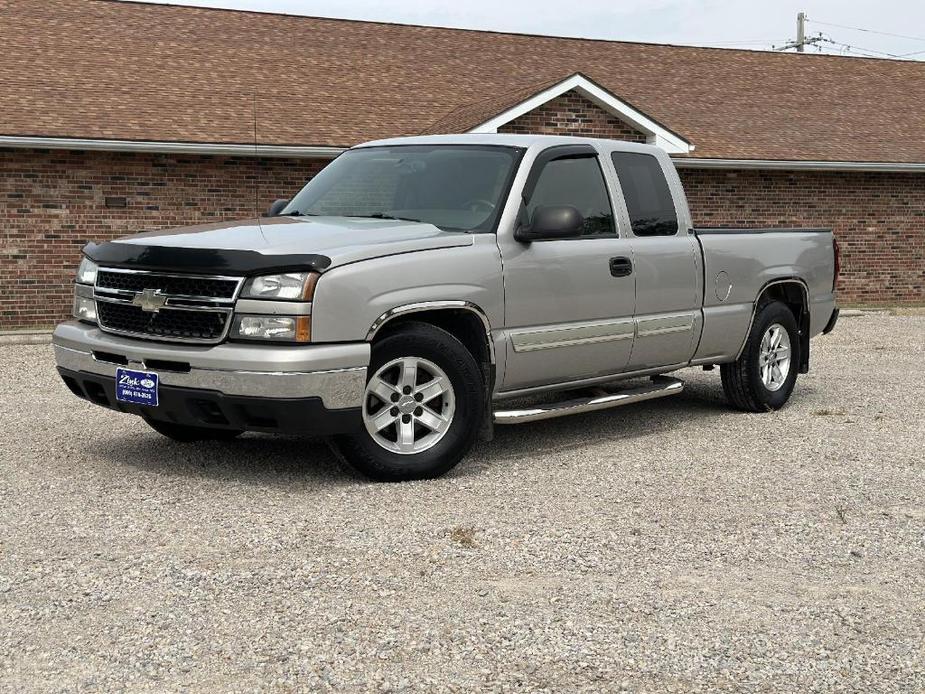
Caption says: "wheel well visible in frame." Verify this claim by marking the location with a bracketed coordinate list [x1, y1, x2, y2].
[373, 309, 492, 371]
[757, 280, 810, 374]
[373, 309, 495, 439]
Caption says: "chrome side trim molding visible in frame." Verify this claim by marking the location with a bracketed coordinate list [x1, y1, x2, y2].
[494, 376, 684, 424]
[637, 325, 690, 337]
[510, 318, 634, 353]
[367, 300, 496, 364]
[509, 314, 694, 353]
[635, 313, 695, 338]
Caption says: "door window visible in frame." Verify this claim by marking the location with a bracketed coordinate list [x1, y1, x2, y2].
[611, 152, 678, 237]
[527, 156, 615, 237]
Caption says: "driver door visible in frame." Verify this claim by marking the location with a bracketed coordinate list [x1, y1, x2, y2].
[498, 145, 636, 392]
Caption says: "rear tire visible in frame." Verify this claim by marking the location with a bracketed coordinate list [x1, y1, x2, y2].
[335, 322, 485, 482]
[145, 419, 243, 442]
[721, 300, 800, 412]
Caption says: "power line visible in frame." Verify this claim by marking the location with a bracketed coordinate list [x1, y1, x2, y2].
[820, 38, 901, 58]
[706, 12, 923, 60]
[827, 44, 894, 59]
[808, 19, 925, 45]
[818, 36, 920, 60]
[772, 12, 922, 60]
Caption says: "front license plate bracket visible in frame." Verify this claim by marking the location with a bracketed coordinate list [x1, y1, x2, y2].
[115, 367, 159, 407]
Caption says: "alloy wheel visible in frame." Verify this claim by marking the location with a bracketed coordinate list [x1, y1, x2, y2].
[362, 356, 456, 454]
[758, 322, 791, 392]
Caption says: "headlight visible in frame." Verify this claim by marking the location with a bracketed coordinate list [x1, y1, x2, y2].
[231, 315, 311, 342]
[76, 257, 98, 285]
[73, 296, 97, 323]
[240, 272, 318, 301]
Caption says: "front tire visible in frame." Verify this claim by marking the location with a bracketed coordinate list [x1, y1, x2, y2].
[721, 300, 800, 412]
[335, 322, 485, 482]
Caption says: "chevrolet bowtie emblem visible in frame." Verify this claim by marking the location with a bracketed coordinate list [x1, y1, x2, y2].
[132, 288, 168, 313]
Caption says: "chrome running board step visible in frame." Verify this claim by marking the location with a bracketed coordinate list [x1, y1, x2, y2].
[493, 376, 684, 425]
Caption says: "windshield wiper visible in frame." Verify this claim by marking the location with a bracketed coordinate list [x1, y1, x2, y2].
[346, 213, 424, 223]
[283, 211, 319, 217]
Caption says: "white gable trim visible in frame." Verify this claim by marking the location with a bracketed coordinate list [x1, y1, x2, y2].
[467, 74, 693, 155]
[672, 157, 925, 172]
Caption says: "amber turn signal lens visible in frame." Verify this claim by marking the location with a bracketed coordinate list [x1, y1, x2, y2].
[295, 316, 312, 343]
[302, 272, 320, 301]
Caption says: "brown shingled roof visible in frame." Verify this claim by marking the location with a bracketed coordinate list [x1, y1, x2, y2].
[2, 0, 925, 162]
[421, 74, 571, 135]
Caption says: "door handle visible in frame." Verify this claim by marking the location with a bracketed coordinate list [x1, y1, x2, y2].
[609, 256, 633, 277]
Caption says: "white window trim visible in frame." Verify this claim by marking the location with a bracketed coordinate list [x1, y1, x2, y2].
[6, 135, 924, 172]
[672, 157, 925, 172]
[468, 73, 693, 155]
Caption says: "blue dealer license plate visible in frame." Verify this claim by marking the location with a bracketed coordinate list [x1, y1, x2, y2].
[115, 368, 159, 407]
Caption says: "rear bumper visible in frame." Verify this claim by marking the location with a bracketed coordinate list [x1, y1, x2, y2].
[52, 321, 369, 435]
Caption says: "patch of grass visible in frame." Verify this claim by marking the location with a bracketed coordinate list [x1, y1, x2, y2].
[812, 408, 847, 416]
[448, 526, 478, 549]
[835, 505, 849, 525]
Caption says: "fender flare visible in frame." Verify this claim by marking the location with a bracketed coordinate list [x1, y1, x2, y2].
[736, 278, 811, 372]
[366, 300, 496, 365]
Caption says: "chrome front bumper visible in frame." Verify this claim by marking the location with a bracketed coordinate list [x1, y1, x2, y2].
[52, 321, 369, 410]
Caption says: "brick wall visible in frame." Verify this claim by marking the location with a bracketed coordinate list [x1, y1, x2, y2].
[499, 90, 648, 142]
[2, 147, 924, 331]
[679, 168, 925, 305]
[0, 149, 326, 329]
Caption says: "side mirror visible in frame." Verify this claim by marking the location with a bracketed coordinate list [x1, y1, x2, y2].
[515, 205, 584, 242]
[266, 199, 289, 217]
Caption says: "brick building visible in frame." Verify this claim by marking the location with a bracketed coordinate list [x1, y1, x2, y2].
[2, 0, 924, 329]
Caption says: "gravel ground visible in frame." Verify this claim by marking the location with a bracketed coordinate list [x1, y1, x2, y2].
[1, 314, 923, 692]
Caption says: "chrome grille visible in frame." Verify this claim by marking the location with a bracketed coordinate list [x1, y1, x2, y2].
[93, 268, 243, 344]
[97, 302, 229, 341]
[96, 270, 238, 299]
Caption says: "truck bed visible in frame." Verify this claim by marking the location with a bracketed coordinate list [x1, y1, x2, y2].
[691, 227, 837, 364]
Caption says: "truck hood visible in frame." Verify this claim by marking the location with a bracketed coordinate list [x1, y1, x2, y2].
[83, 216, 474, 275]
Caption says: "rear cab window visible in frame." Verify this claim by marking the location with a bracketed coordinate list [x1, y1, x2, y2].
[610, 152, 679, 237]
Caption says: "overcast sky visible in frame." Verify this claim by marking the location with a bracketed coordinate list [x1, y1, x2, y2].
[130, 0, 925, 60]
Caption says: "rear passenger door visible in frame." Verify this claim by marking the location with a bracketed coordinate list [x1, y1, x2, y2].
[609, 151, 702, 370]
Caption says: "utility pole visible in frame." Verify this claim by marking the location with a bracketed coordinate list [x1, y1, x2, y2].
[774, 11, 824, 52]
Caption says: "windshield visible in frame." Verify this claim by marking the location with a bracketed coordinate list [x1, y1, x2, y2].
[282, 145, 522, 232]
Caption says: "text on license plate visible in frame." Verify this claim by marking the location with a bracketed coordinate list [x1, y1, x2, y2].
[115, 367, 159, 407]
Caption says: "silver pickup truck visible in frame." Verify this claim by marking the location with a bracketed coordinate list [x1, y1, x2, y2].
[53, 134, 839, 481]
